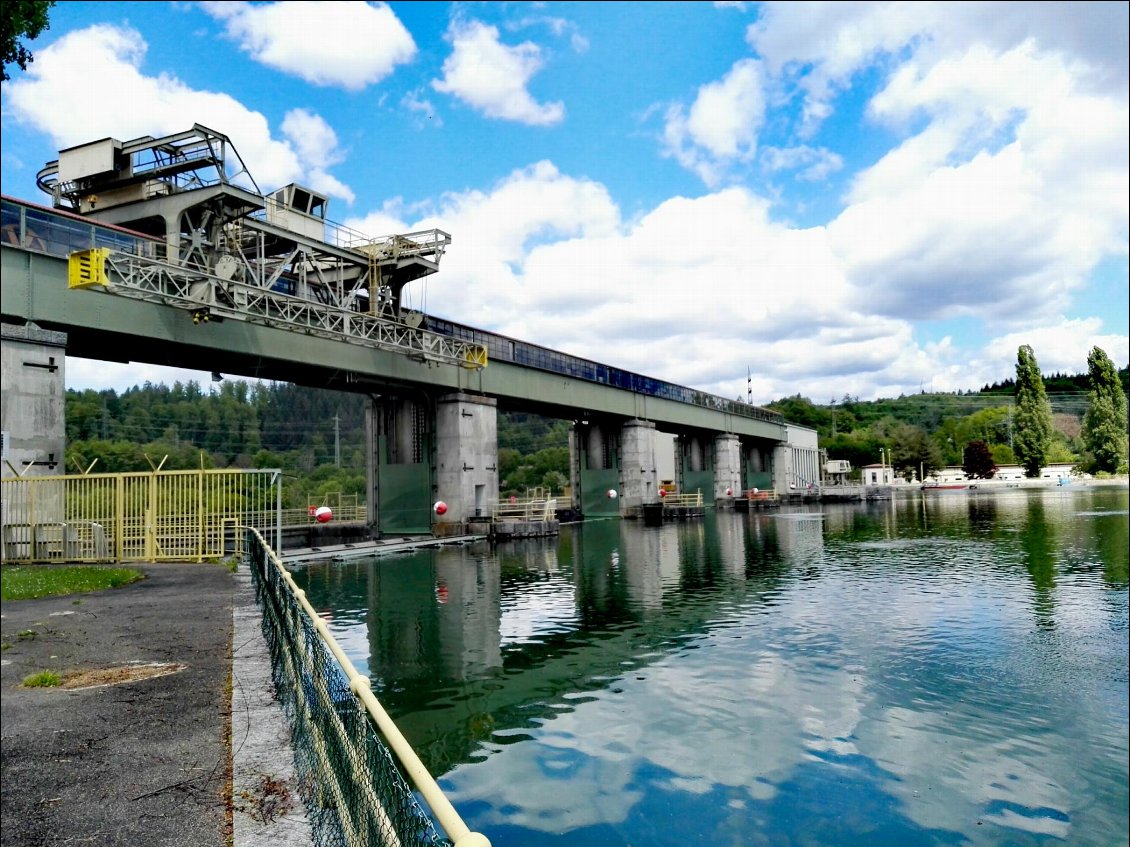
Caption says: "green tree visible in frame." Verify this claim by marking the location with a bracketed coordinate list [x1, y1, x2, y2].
[962, 440, 997, 479]
[890, 423, 943, 481]
[990, 443, 1018, 466]
[1013, 345, 1053, 478]
[1081, 346, 1129, 473]
[2, 1, 54, 81]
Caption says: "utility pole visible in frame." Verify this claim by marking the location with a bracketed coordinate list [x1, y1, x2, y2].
[334, 415, 341, 467]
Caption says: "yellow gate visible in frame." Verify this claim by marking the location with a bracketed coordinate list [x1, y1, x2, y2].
[1, 469, 281, 564]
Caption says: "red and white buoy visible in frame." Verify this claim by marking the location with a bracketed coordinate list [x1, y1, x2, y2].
[659, 488, 667, 498]
[314, 506, 333, 523]
[607, 489, 618, 500]
[433, 500, 448, 515]
[725, 487, 733, 496]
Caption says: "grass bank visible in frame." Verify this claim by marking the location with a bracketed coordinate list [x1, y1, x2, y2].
[1, 566, 145, 601]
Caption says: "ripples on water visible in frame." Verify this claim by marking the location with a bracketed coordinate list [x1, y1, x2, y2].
[292, 487, 1129, 847]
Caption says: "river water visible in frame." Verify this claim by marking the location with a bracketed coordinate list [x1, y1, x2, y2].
[291, 486, 1129, 847]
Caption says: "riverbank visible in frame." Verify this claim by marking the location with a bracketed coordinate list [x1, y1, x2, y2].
[893, 476, 1128, 496]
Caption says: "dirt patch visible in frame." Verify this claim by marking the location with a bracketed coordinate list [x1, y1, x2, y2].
[234, 773, 295, 823]
[54, 662, 187, 690]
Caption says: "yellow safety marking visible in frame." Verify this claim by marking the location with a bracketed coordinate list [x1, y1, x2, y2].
[68, 248, 110, 288]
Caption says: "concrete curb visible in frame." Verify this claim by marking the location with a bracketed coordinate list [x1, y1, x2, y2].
[231, 565, 313, 847]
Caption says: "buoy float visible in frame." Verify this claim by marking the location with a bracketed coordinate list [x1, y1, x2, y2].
[752, 488, 759, 495]
[607, 489, 618, 499]
[659, 488, 667, 498]
[433, 500, 448, 515]
[314, 506, 333, 523]
[725, 487, 733, 496]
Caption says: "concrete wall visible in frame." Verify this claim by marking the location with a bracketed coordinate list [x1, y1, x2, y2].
[1, 324, 67, 479]
[435, 392, 498, 527]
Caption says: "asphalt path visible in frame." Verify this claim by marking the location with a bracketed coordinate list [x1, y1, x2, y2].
[1, 562, 234, 847]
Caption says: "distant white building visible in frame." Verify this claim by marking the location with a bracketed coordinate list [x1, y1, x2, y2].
[861, 463, 896, 485]
[930, 463, 1079, 483]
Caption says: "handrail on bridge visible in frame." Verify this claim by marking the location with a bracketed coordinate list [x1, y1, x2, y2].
[246, 527, 490, 847]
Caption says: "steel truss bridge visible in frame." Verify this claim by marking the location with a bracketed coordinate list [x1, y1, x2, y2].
[5, 124, 785, 437]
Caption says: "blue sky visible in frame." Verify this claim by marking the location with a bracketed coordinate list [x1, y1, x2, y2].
[2, 1, 1126, 403]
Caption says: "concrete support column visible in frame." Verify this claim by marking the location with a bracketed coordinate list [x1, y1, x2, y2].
[568, 427, 582, 511]
[435, 393, 497, 533]
[619, 419, 658, 515]
[1, 324, 67, 479]
[713, 433, 741, 506]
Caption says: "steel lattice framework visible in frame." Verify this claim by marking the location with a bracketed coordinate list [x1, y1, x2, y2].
[72, 248, 488, 369]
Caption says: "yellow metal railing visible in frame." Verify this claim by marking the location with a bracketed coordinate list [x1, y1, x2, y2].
[246, 527, 490, 847]
[492, 497, 558, 522]
[1, 469, 281, 564]
[661, 491, 704, 509]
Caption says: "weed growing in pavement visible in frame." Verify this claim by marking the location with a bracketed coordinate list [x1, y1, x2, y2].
[22, 670, 61, 687]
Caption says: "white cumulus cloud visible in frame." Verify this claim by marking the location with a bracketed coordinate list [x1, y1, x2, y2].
[205, 0, 416, 91]
[432, 19, 565, 126]
[662, 58, 766, 187]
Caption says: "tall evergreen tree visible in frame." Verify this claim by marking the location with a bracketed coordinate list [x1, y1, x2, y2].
[1013, 345, 1053, 478]
[1082, 346, 1129, 473]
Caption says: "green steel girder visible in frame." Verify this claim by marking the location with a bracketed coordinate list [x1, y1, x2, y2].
[2, 245, 786, 442]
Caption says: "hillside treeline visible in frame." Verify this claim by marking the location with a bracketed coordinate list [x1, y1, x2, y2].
[768, 364, 1129, 479]
[63, 382, 574, 501]
[66, 381, 368, 504]
[63, 362, 1128, 499]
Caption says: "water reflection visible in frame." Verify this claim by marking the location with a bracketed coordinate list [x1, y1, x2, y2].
[1022, 497, 1057, 628]
[291, 487, 1129, 847]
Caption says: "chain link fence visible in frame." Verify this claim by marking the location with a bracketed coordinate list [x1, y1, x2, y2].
[247, 529, 487, 847]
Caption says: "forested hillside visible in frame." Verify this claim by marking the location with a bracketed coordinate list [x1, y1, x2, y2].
[62, 381, 575, 501]
[62, 362, 1128, 500]
[767, 364, 1128, 478]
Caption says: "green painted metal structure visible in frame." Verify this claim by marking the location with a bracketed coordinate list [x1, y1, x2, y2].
[2, 195, 802, 533]
[1, 233, 786, 444]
